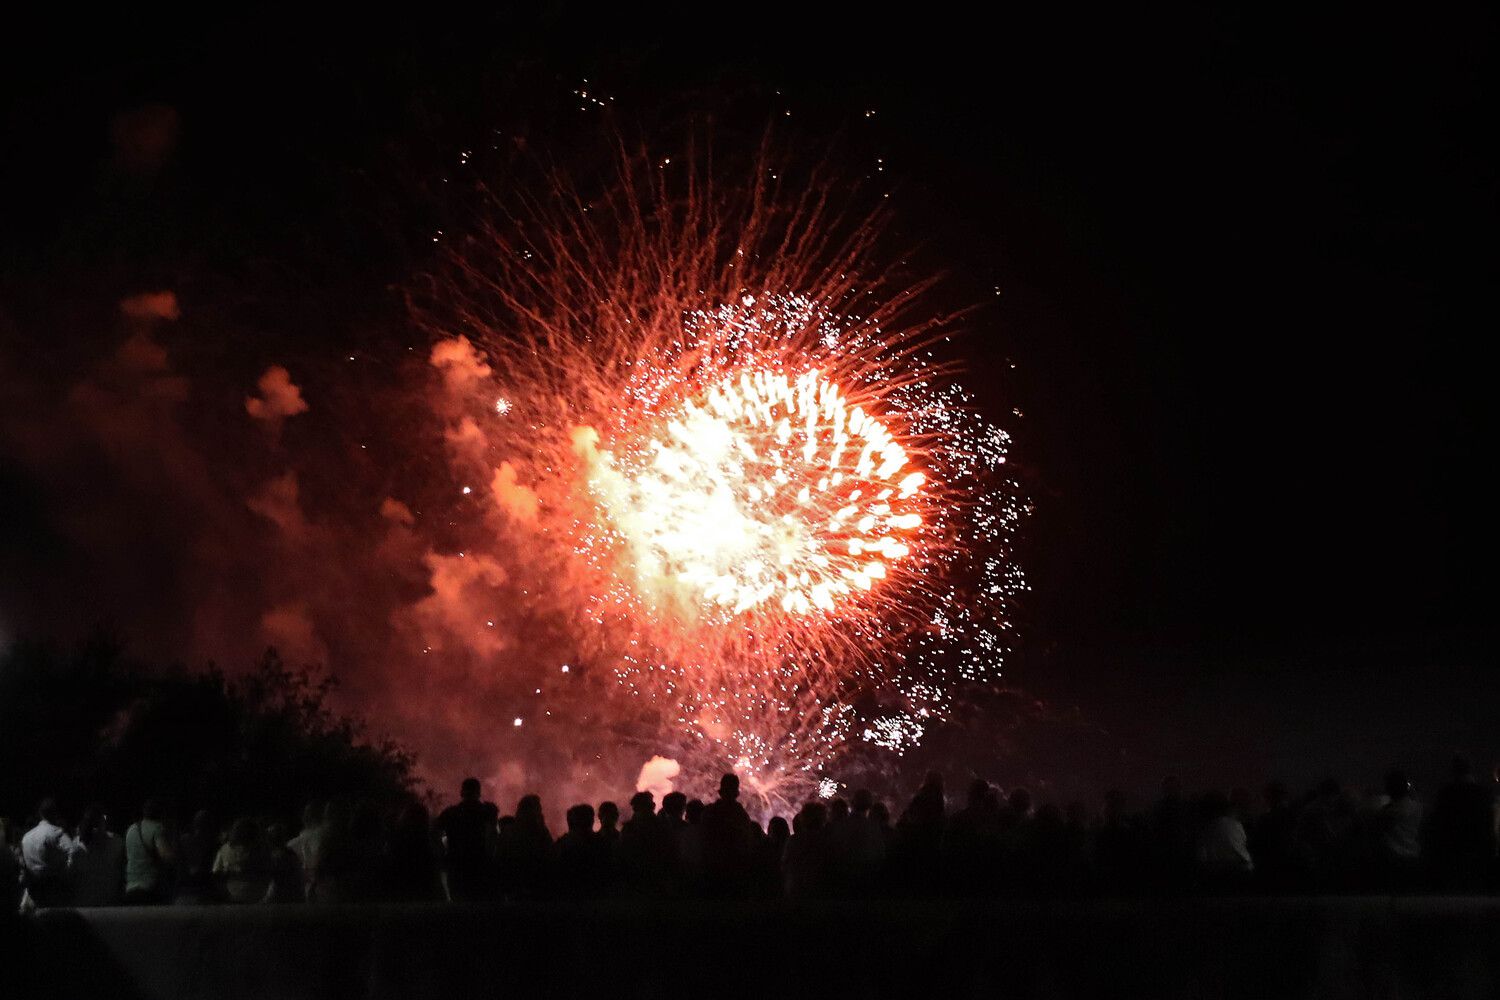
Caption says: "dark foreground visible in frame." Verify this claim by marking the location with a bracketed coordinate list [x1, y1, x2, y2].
[11, 896, 1500, 999]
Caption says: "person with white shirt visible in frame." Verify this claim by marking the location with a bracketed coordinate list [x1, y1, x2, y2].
[20, 798, 81, 907]
[1195, 791, 1254, 878]
[285, 800, 326, 900]
[1375, 768, 1423, 889]
[1378, 770, 1423, 860]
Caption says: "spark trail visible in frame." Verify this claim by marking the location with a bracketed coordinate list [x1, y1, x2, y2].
[416, 134, 1027, 807]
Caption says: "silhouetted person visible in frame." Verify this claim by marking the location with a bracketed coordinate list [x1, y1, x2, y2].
[20, 797, 79, 907]
[842, 788, 888, 896]
[262, 822, 302, 902]
[700, 774, 756, 897]
[593, 800, 622, 891]
[1424, 755, 1497, 891]
[71, 804, 124, 906]
[785, 801, 832, 897]
[996, 787, 1035, 892]
[1026, 802, 1074, 895]
[657, 791, 690, 893]
[763, 814, 791, 897]
[436, 777, 498, 901]
[944, 779, 998, 895]
[553, 803, 606, 897]
[310, 798, 387, 903]
[897, 772, 945, 894]
[341, 800, 389, 901]
[622, 791, 656, 830]
[1061, 801, 1092, 893]
[679, 798, 707, 888]
[1094, 789, 1144, 892]
[903, 771, 946, 827]
[310, 798, 354, 902]
[597, 801, 621, 847]
[175, 809, 219, 903]
[387, 801, 441, 901]
[124, 798, 176, 904]
[213, 818, 272, 903]
[286, 800, 325, 900]
[1374, 769, 1423, 890]
[1250, 781, 1301, 891]
[1152, 776, 1192, 887]
[497, 794, 552, 898]
[661, 791, 688, 828]
[620, 791, 669, 895]
[1195, 791, 1254, 887]
[1, 818, 23, 914]
[1296, 778, 1357, 889]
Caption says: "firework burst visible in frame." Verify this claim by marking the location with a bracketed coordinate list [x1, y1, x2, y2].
[416, 133, 1026, 800]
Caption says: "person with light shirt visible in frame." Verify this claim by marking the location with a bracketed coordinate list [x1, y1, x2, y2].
[1195, 791, 1254, 877]
[124, 797, 177, 904]
[20, 797, 81, 907]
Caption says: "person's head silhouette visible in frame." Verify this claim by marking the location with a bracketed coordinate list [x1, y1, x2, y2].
[629, 791, 654, 817]
[79, 804, 107, 842]
[566, 803, 595, 835]
[662, 792, 686, 820]
[598, 801, 620, 830]
[719, 773, 740, 802]
[460, 777, 481, 802]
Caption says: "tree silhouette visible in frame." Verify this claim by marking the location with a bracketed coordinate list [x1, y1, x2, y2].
[0, 636, 415, 825]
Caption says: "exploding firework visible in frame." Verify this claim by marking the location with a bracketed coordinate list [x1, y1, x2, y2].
[415, 132, 1026, 804]
[589, 362, 923, 621]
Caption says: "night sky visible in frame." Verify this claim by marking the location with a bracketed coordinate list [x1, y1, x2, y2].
[2, 7, 1493, 798]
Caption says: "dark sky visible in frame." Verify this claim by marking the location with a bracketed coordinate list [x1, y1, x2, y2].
[2, 6, 1494, 794]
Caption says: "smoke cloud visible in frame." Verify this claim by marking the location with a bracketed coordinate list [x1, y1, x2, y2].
[246, 365, 310, 423]
[429, 335, 491, 392]
[635, 756, 681, 799]
[0, 290, 639, 811]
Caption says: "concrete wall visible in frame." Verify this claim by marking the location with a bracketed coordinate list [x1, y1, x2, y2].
[12, 896, 1500, 999]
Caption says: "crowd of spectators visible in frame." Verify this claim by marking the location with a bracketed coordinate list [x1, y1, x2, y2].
[6, 757, 1499, 911]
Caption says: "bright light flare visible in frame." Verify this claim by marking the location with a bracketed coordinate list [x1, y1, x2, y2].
[588, 369, 925, 620]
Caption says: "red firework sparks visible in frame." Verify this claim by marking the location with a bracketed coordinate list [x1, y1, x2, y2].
[415, 133, 1025, 802]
